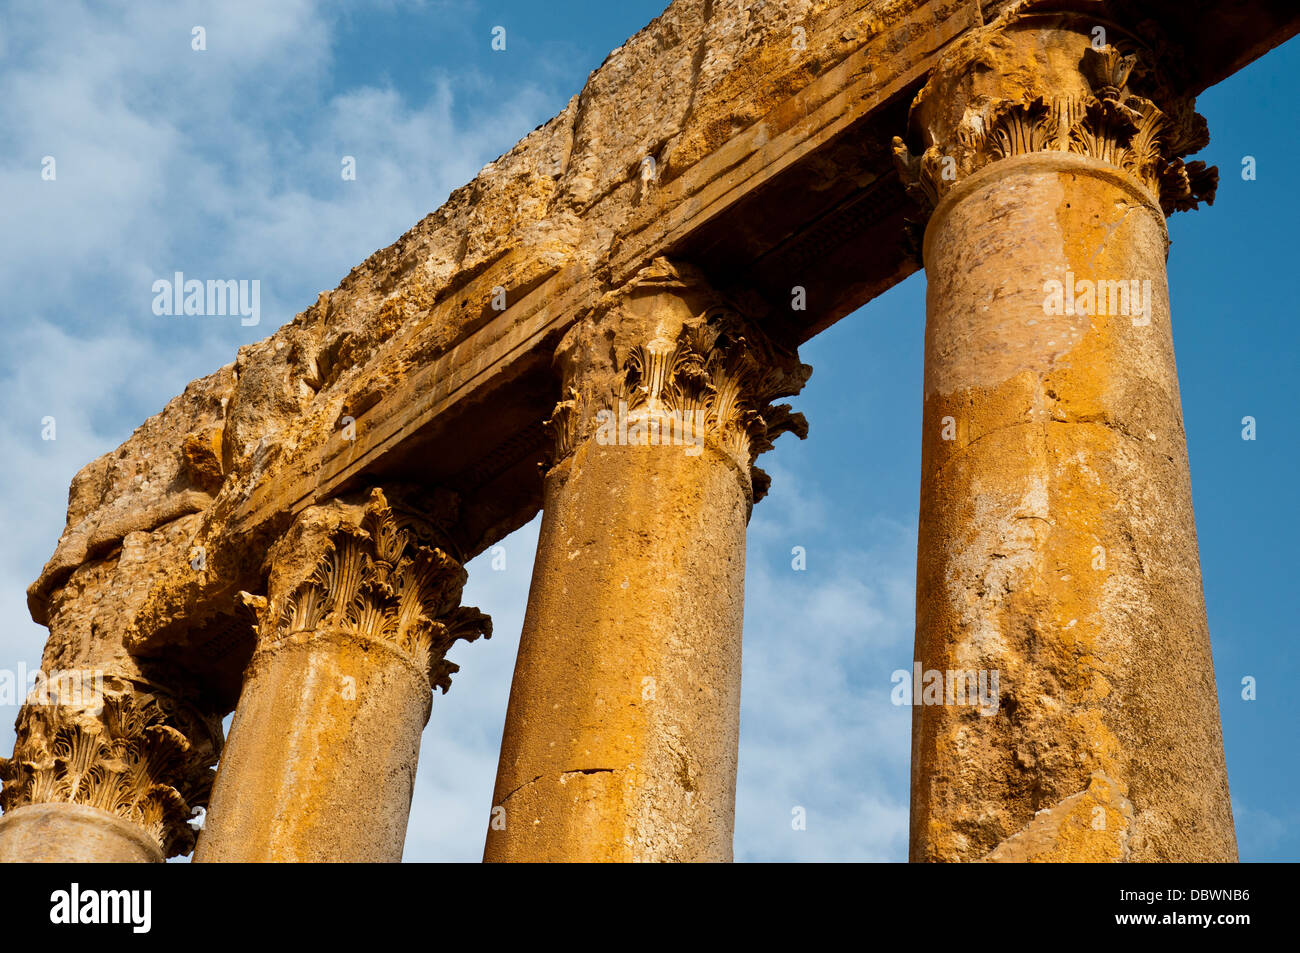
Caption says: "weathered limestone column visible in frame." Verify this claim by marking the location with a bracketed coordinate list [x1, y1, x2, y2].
[894, 12, 1234, 861]
[484, 259, 809, 862]
[194, 487, 489, 862]
[0, 673, 220, 862]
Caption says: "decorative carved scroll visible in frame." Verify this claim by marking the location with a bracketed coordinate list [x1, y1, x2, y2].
[246, 488, 491, 694]
[545, 261, 811, 502]
[894, 44, 1218, 216]
[0, 676, 219, 858]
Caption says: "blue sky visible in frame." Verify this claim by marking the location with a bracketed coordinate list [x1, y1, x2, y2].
[0, 1, 1294, 862]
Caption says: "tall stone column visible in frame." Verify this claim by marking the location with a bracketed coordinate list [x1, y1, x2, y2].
[484, 259, 809, 862]
[194, 487, 489, 862]
[0, 673, 220, 862]
[894, 11, 1234, 861]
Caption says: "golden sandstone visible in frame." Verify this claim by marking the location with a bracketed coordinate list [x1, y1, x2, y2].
[3, 0, 1297, 862]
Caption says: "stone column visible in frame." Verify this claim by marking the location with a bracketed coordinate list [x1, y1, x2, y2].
[894, 11, 1234, 861]
[0, 673, 220, 862]
[194, 487, 489, 862]
[484, 259, 809, 862]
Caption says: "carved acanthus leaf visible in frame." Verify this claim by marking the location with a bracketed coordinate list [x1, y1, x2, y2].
[254, 489, 491, 691]
[894, 45, 1217, 217]
[0, 677, 219, 858]
[549, 308, 810, 502]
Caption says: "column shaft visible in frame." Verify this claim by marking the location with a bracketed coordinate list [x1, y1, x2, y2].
[486, 434, 748, 862]
[194, 631, 431, 862]
[195, 488, 489, 862]
[915, 153, 1233, 861]
[895, 14, 1234, 861]
[484, 260, 808, 862]
[0, 804, 163, 863]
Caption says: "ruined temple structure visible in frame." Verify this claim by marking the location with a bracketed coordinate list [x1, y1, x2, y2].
[1, 0, 1295, 863]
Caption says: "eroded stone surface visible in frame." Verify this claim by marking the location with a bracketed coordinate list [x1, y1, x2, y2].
[23, 0, 1002, 680]
[906, 12, 1235, 862]
[195, 489, 489, 862]
[981, 772, 1135, 862]
[5, 0, 1297, 861]
[22, 0, 1298, 704]
[485, 266, 806, 861]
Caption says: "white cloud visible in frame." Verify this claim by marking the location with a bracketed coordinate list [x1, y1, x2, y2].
[403, 516, 539, 862]
[734, 483, 915, 862]
[0, 0, 555, 813]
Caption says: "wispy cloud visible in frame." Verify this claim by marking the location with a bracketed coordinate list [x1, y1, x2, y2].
[735, 459, 915, 862]
[0, 0, 555, 790]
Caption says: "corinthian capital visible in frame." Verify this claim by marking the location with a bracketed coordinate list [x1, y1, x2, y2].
[546, 258, 810, 501]
[892, 11, 1217, 217]
[0, 675, 220, 858]
[244, 487, 491, 695]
